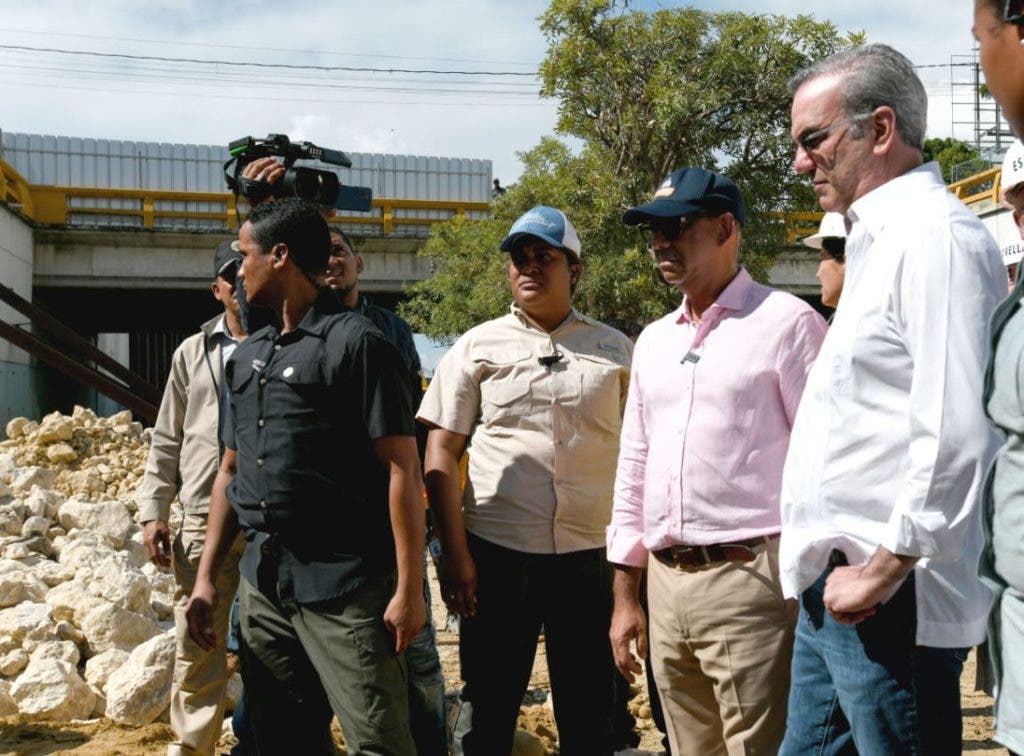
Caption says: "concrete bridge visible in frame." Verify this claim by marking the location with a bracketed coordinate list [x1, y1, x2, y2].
[0, 130, 1014, 425]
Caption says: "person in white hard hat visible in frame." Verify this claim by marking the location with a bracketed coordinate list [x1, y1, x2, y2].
[981, 137, 1024, 755]
[802, 212, 847, 309]
[1001, 140, 1024, 289]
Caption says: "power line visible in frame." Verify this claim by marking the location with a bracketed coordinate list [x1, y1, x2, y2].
[0, 77, 553, 108]
[0, 43, 539, 77]
[0, 26, 538, 67]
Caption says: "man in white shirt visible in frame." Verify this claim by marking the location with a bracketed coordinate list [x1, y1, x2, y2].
[779, 44, 1006, 755]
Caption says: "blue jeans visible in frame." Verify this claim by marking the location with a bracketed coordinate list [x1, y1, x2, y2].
[405, 553, 449, 756]
[780, 565, 968, 756]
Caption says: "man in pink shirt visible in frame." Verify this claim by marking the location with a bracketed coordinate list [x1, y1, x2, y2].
[607, 167, 827, 755]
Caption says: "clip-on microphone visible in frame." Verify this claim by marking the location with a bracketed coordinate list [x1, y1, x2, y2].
[538, 352, 564, 368]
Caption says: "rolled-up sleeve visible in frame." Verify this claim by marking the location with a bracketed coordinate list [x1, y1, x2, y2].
[881, 220, 1001, 560]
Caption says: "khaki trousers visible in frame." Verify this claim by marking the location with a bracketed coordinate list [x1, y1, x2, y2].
[647, 538, 797, 756]
[167, 511, 244, 756]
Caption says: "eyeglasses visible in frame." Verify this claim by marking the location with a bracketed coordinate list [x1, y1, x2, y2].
[637, 212, 716, 250]
[795, 112, 872, 153]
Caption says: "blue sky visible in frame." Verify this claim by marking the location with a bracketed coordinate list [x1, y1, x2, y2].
[0, 1, 982, 185]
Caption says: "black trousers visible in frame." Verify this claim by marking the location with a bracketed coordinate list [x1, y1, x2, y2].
[454, 532, 616, 756]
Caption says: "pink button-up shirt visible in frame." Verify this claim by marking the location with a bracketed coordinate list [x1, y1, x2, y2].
[607, 268, 827, 567]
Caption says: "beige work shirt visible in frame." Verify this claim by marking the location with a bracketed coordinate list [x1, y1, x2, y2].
[418, 305, 632, 554]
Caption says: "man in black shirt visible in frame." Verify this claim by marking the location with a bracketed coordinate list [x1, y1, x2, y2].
[186, 197, 425, 756]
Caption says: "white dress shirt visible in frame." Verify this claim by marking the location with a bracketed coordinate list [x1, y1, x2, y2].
[780, 162, 1006, 647]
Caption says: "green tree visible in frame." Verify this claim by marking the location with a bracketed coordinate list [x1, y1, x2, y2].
[402, 1, 862, 338]
[922, 137, 981, 183]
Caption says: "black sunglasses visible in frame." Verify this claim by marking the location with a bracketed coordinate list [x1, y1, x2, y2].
[637, 211, 718, 247]
[1006, 0, 1024, 23]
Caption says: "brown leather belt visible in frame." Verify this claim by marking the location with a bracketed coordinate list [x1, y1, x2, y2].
[653, 535, 775, 569]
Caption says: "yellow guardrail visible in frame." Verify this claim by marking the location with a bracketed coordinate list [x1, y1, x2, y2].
[0, 158, 491, 234]
[949, 166, 1001, 207]
[0, 157, 1005, 241]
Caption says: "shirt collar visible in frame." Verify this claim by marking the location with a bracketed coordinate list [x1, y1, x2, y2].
[676, 267, 753, 325]
[510, 303, 580, 333]
[847, 161, 942, 239]
[251, 289, 346, 344]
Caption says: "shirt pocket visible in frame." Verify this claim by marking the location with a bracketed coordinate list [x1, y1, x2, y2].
[573, 352, 626, 435]
[271, 358, 328, 422]
[476, 348, 533, 425]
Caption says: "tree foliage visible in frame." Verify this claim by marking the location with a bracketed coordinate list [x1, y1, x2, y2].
[922, 137, 981, 183]
[402, 1, 862, 339]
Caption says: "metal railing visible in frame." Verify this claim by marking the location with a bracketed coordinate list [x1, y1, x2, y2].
[0, 158, 491, 234]
[0, 157, 1007, 242]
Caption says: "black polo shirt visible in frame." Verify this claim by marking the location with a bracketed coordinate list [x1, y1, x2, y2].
[222, 293, 415, 603]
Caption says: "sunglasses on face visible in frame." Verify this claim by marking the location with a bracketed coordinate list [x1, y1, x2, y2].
[795, 112, 872, 153]
[510, 246, 565, 269]
[1006, 0, 1024, 23]
[637, 212, 717, 248]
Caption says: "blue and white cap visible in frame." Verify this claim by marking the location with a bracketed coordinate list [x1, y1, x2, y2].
[499, 206, 582, 260]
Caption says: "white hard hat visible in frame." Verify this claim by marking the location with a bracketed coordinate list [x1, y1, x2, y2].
[802, 212, 847, 250]
[1001, 140, 1024, 206]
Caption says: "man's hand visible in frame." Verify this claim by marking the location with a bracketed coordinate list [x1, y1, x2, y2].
[440, 549, 477, 618]
[185, 577, 218, 651]
[383, 588, 427, 654]
[241, 157, 285, 188]
[610, 597, 648, 683]
[823, 548, 916, 625]
[142, 520, 171, 568]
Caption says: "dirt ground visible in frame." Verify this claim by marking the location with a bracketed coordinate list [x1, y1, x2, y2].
[0, 561, 1008, 755]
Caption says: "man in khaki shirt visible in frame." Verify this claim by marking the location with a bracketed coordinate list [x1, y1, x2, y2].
[418, 206, 632, 756]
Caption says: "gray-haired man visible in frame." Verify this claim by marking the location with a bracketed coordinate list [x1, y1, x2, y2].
[779, 44, 1005, 755]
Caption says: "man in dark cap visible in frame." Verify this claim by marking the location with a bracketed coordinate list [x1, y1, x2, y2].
[135, 240, 247, 755]
[606, 168, 827, 755]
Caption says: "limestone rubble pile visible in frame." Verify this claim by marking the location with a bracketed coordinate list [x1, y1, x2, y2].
[2, 407, 150, 506]
[0, 406, 224, 727]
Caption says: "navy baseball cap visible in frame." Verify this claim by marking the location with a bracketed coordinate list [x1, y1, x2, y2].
[623, 167, 746, 226]
[213, 239, 241, 279]
[499, 206, 582, 259]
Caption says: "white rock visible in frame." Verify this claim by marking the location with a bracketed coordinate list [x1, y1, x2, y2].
[104, 630, 174, 725]
[90, 686, 107, 718]
[0, 453, 16, 476]
[84, 558, 152, 616]
[46, 444, 78, 464]
[10, 658, 96, 721]
[0, 601, 53, 643]
[58, 499, 133, 548]
[21, 516, 50, 538]
[54, 620, 85, 648]
[10, 467, 58, 496]
[57, 530, 119, 572]
[0, 679, 17, 716]
[0, 508, 22, 536]
[32, 560, 74, 587]
[0, 573, 25, 608]
[29, 640, 79, 666]
[23, 488, 63, 520]
[5, 417, 29, 440]
[35, 414, 74, 443]
[0, 648, 29, 676]
[84, 648, 129, 691]
[1, 542, 30, 560]
[79, 603, 161, 654]
[47, 527, 65, 540]
[45, 581, 109, 626]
